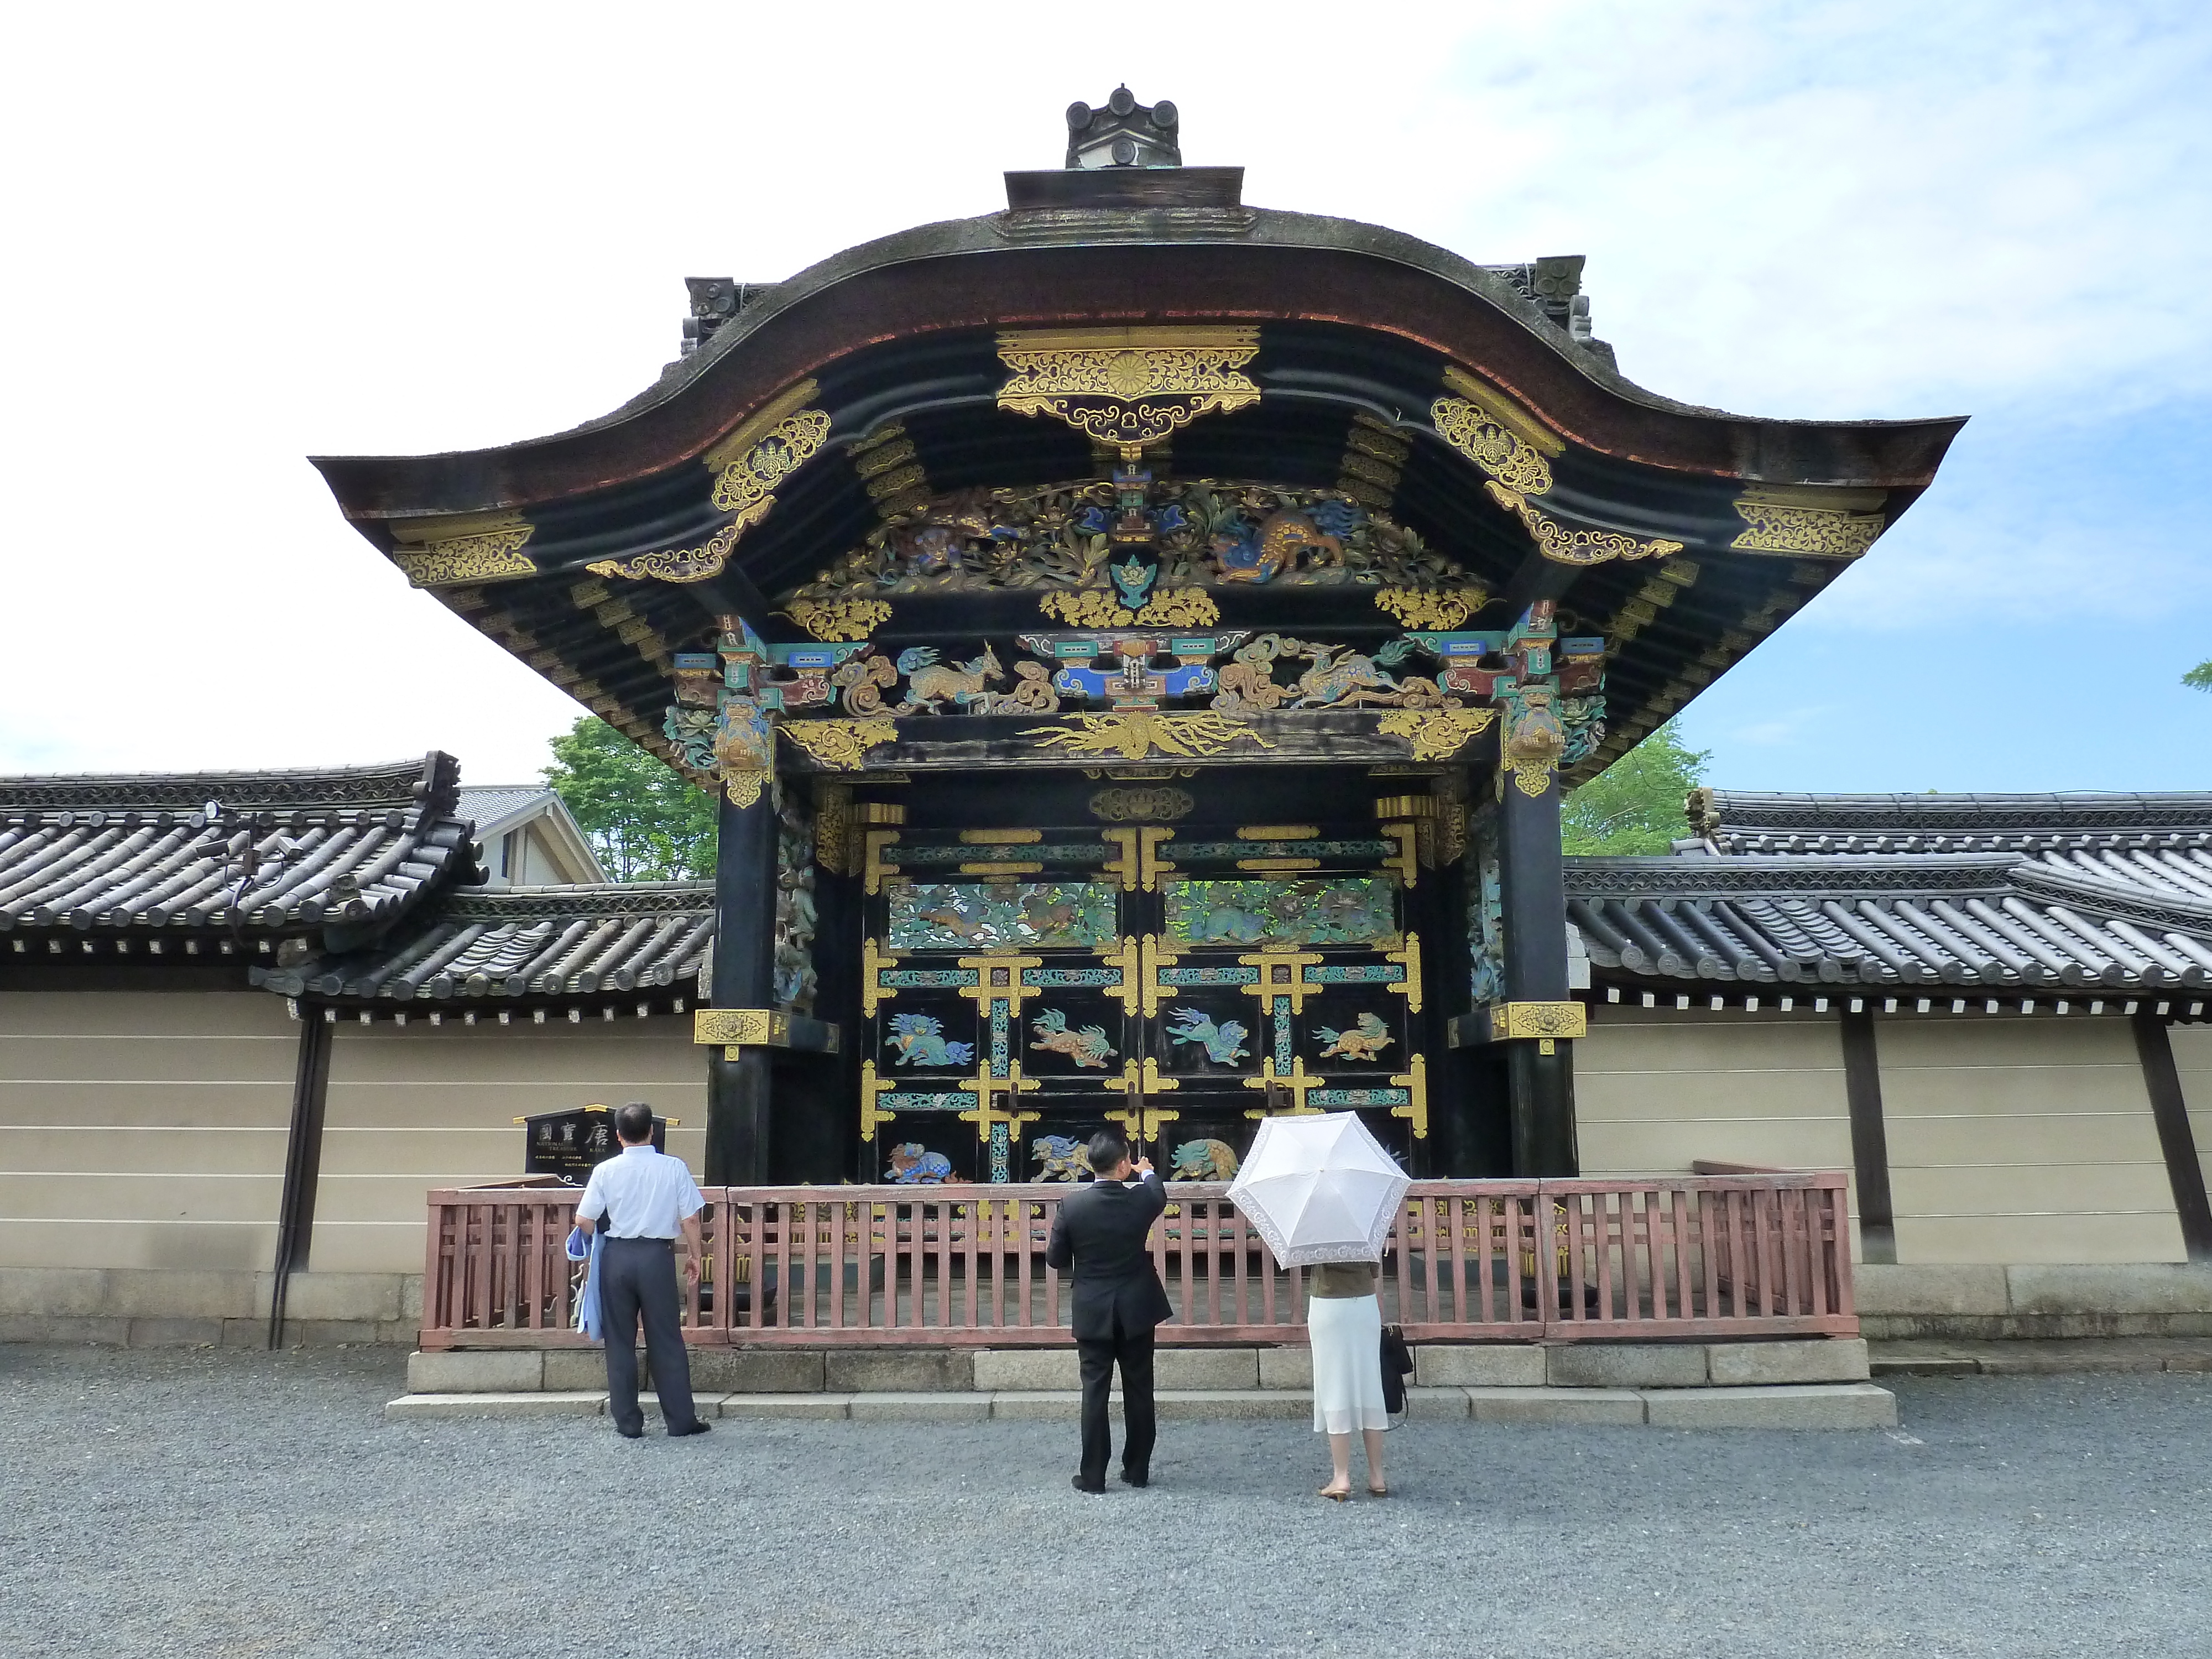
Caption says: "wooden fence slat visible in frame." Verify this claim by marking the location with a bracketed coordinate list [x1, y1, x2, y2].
[416, 1175, 1860, 1349]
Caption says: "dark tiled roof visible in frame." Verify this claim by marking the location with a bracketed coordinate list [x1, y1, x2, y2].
[253, 882, 712, 1005]
[1572, 825, 2212, 993]
[1695, 789, 2212, 848]
[0, 754, 477, 943]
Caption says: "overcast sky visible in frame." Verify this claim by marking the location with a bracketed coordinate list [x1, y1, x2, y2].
[3, 1, 2206, 792]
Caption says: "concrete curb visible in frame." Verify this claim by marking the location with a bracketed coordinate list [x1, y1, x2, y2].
[386, 1383, 1898, 1429]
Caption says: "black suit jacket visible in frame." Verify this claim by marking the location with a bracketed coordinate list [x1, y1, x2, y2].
[1046, 1173, 1173, 1343]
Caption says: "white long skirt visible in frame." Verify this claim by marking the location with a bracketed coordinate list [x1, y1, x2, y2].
[1307, 1292, 1389, 1433]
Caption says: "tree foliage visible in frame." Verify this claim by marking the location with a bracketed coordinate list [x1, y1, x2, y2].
[1561, 721, 1711, 854]
[542, 717, 717, 883]
[2186, 659, 2212, 691]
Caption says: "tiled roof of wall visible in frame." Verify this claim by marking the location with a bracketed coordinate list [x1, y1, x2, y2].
[0, 754, 477, 945]
[1577, 788, 2212, 993]
[252, 882, 712, 1006]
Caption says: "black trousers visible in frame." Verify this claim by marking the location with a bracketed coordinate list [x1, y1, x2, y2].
[598, 1237, 700, 1435]
[1077, 1327, 1156, 1486]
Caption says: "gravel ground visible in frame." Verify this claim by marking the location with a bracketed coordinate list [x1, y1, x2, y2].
[3, 1344, 2207, 1659]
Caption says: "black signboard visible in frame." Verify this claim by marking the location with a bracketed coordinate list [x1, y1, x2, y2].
[519, 1103, 668, 1179]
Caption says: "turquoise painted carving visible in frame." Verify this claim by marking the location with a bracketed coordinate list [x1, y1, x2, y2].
[886, 881, 1118, 950]
[1170, 1138, 1243, 1180]
[1025, 967, 1121, 988]
[1158, 964, 1260, 988]
[1304, 964, 1404, 987]
[1469, 827, 1505, 1004]
[886, 1143, 953, 1183]
[989, 1001, 1009, 1076]
[1029, 1009, 1116, 1068]
[879, 968, 980, 989]
[1308, 1087, 1410, 1107]
[880, 1091, 977, 1111]
[1165, 1007, 1250, 1065]
[884, 1013, 975, 1068]
[1163, 878, 1396, 947]
[989, 1122, 1011, 1183]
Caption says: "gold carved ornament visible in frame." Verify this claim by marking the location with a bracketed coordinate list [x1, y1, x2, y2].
[996, 326, 1261, 457]
[1487, 1001, 1588, 1043]
[1377, 706, 1496, 763]
[780, 597, 892, 641]
[1730, 489, 1887, 557]
[1088, 786, 1195, 823]
[713, 705, 775, 810]
[779, 717, 900, 771]
[1485, 483, 1684, 567]
[392, 514, 536, 588]
[1431, 395, 1556, 497]
[588, 517, 751, 585]
[1026, 711, 1275, 764]
[588, 390, 831, 583]
[1373, 587, 1488, 630]
[1391, 1053, 1429, 1139]
[1100, 827, 1177, 892]
[1037, 588, 1221, 629]
[693, 1007, 787, 1058]
[1104, 1057, 1181, 1143]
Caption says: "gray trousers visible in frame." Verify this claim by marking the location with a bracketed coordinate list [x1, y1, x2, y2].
[598, 1237, 700, 1434]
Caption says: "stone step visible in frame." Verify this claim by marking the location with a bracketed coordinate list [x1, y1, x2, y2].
[1869, 1338, 2212, 1376]
[387, 1382, 1896, 1430]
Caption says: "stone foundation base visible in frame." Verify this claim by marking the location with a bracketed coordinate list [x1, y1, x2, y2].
[0, 1267, 422, 1347]
[384, 1381, 1900, 1431]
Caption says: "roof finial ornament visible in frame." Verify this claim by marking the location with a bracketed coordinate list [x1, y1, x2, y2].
[1065, 87, 1180, 169]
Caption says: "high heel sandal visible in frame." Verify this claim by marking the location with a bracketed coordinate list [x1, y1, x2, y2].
[1318, 1484, 1350, 1502]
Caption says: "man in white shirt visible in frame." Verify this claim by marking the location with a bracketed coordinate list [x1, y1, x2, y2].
[572, 1102, 711, 1439]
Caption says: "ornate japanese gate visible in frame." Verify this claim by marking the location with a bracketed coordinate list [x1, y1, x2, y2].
[858, 808, 1433, 1184]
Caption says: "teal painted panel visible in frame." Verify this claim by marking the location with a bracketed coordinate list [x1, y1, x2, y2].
[885, 881, 1119, 951]
[1163, 877, 1397, 947]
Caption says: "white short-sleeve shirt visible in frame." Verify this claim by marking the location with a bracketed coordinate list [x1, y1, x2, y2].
[576, 1145, 705, 1239]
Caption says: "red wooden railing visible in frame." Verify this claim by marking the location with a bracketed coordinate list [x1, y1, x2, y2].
[418, 1173, 1857, 1351]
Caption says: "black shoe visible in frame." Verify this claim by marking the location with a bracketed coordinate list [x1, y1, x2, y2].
[668, 1420, 713, 1438]
[615, 1426, 644, 1440]
[1071, 1475, 1106, 1494]
[1118, 1469, 1149, 1488]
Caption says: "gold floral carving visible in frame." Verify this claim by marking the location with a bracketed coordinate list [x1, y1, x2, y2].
[1024, 711, 1276, 763]
[1485, 483, 1685, 566]
[587, 515, 753, 585]
[1378, 706, 1497, 762]
[1731, 491, 1886, 558]
[1486, 1001, 1588, 1042]
[1432, 396, 1555, 496]
[712, 410, 833, 515]
[1373, 587, 1489, 630]
[779, 717, 900, 771]
[713, 707, 775, 810]
[782, 598, 892, 641]
[1088, 787, 1196, 823]
[393, 522, 536, 587]
[997, 326, 1260, 452]
[1037, 587, 1221, 628]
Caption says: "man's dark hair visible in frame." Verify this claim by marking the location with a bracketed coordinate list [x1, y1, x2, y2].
[614, 1102, 656, 1145]
[1086, 1129, 1128, 1175]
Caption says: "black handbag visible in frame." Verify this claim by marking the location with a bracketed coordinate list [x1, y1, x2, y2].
[1379, 1323, 1415, 1417]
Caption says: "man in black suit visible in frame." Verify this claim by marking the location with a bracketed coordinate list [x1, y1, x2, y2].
[1046, 1129, 1172, 1493]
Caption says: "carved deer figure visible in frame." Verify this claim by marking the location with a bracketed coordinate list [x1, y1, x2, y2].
[898, 643, 1004, 713]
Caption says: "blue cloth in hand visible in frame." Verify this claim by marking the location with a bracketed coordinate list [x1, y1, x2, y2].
[573, 1230, 606, 1343]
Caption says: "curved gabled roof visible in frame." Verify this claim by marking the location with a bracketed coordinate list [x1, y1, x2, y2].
[309, 163, 1966, 784]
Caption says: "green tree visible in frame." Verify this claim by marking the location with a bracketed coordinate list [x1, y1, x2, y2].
[1561, 721, 1710, 854]
[542, 717, 717, 882]
[2186, 659, 2212, 691]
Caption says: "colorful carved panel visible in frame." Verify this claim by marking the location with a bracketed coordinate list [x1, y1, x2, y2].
[774, 479, 1473, 606]
[885, 881, 1118, 951]
[1162, 877, 1397, 947]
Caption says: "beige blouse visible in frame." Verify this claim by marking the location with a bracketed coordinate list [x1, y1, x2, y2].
[1308, 1261, 1378, 1299]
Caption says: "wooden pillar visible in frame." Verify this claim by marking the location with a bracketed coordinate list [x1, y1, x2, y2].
[2134, 1011, 2212, 1262]
[1839, 1009, 1897, 1264]
[1496, 764, 1578, 1176]
[267, 1008, 333, 1348]
[706, 785, 779, 1185]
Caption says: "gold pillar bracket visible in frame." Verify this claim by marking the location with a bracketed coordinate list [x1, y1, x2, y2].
[1391, 1053, 1429, 1140]
[1385, 932, 1424, 1015]
[1238, 950, 1324, 1016]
